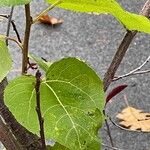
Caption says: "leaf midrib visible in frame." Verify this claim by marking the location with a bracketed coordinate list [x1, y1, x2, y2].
[44, 82, 82, 149]
[45, 79, 97, 108]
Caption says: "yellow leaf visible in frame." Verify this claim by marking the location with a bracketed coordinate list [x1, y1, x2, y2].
[116, 106, 150, 132]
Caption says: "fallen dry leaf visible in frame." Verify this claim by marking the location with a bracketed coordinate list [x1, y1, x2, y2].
[116, 106, 150, 132]
[38, 14, 63, 26]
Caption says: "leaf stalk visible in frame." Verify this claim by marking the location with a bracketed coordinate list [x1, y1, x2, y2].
[35, 70, 46, 150]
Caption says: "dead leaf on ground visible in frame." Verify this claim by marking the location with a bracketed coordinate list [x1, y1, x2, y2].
[116, 106, 150, 132]
[38, 14, 63, 26]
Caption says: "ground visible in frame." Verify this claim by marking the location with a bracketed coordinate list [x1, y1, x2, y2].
[0, 0, 150, 149]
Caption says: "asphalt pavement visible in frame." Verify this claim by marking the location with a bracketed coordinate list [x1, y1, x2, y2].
[0, 0, 150, 149]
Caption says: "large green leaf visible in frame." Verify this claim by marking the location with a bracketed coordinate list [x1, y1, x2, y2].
[46, 0, 150, 33]
[0, 0, 31, 6]
[47, 143, 69, 150]
[0, 38, 12, 82]
[4, 58, 105, 150]
[48, 139, 101, 150]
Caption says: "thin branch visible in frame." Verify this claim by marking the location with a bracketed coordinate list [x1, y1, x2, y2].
[6, 7, 14, 45]
[113, 55, 150, 81]
[0, 14, 22, 43]
[105, 119, 114, 147]
[103, 0, 150, 91]
[32, 0, 62, 24]
[103, 110, 114, 147]
[11, 20, 22, 43]
[22, 4, 32, 74]
[103, 31, 136, 91]
[6, 36, 23, 50]
[132, 69, 150, 75]
[103, 1, 150, 148]
[35, 70, 46, 150]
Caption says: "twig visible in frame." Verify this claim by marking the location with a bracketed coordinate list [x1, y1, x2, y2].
[102, 143, 124, 150]
[113, 55, 150, 81]
[0, 14, 22, 43]
[6, 6, 14, 45]
[32, 0, 62, 24]
[103, 110, 114, 147]
[103, 0, 150, 91]
[103, 0, 150, 148]
[103, 31, 136, 91]
[6, 36, 23, 50]
[131, 69, 150, 75]
[105, 119, 114, 147]
[103, 22, 149, 150]
[114, 69, 150, 81]
[11, 20, 22, 43]
[22, 4, 32, 74]
[123, 95, 129, 106]
[35, 70, 46, 150]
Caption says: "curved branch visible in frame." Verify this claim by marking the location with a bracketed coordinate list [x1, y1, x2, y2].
[113, 55, 150, 81]
[6, 7, 14, 45]
[103, 0, 150, 91]
[0, 14, 22, 43]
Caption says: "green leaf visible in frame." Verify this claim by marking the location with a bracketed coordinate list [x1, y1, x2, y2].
[86, 139, 101, 150]
[0, 0, 31, 6]
[29, 53, 51, 72]
[46, 0, 150, 33]
[47, 143, 69, 150]
[0, 38, 12, 82]
[4, 58, 105, 150]
[47, 139, 101, 150]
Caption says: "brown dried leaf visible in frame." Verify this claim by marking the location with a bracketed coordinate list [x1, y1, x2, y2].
[38, 14, 63, 25]
[116, 106, 150, 132]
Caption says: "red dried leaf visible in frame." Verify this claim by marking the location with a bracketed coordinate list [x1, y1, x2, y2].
[106, 84, 128, 103]
[38, 14, 63, 25]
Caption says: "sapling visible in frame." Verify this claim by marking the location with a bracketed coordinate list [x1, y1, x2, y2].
[0, 0, 150, 150]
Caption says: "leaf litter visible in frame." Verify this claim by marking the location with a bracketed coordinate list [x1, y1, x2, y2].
[116, 106, 150, 132]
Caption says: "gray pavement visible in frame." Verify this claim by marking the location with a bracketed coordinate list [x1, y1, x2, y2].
[0, 0, 150, 149]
